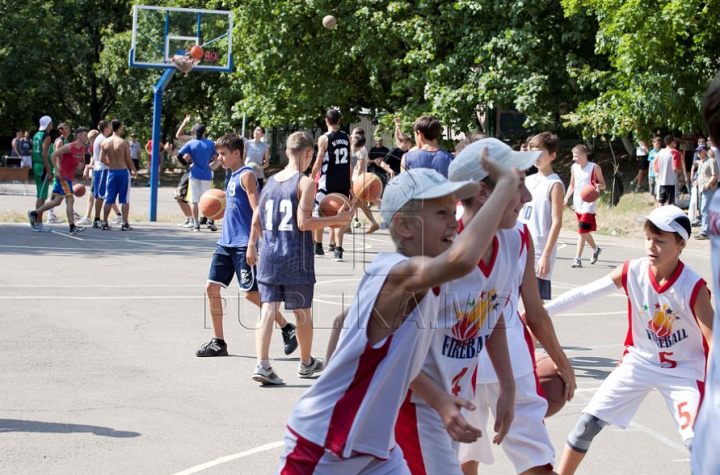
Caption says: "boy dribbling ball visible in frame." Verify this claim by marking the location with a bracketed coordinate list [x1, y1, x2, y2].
[248, 132, 354, 385]
[543, 205, 714, 475]
[278, 151, 520, 474]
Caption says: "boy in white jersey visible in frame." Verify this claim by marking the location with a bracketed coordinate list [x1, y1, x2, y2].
[278, 154, 520, 474]
[520, 132, 565, 299]
[563, 145, 605, 268]
[691, 77, 720, 475]
[457, 140, 576, 475]
[542, 205, 713, 475]
[394, 137, 544, 474]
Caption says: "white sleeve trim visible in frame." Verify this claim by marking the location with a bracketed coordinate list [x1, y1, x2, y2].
[544, 276, 617, 316]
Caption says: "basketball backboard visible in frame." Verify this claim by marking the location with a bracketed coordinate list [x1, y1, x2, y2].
[129, 5, 234, 73]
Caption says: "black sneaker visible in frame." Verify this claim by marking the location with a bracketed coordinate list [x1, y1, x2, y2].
[27, 210, 37, 228]
[328, 243, 336, 252]
[199, 216, 208, 225]
[333, 247, 344, 262]
[196, 338, 228, 357]
[281, 323, 298, 355]
[207, 220, 217, 232]
[100, 221, 111, 231]
[69, 225, 85, 236]
[314, 242, 324, 256]
[121, 222, 133, 231]
[590, 247, 602, 265]
[93, 219, 102, 229]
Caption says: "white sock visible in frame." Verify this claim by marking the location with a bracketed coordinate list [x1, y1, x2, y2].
[302, 358, 313, 366]
[260, 360, 271, 370]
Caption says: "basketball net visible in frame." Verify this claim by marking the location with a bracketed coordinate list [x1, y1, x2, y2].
[171, 54, 200, 75]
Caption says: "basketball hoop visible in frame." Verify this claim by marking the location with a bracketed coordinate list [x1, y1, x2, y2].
[171, 54, 200, 75]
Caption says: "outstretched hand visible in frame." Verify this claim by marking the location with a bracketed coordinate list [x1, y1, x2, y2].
[435, 393, 483, 443]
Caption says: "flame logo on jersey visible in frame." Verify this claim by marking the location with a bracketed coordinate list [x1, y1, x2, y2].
[451, 289, 498, 341]
[646, 303, 677, 338]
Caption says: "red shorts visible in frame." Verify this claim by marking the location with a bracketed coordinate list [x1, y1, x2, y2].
[575, 212, 597, 234]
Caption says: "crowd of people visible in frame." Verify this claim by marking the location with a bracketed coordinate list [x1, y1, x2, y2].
[16, 92, 720, 474]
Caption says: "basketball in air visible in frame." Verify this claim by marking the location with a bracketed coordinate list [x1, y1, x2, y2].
[189, 45, 204, 60]
[199, 189, 226, 221]
[352, 173, 383, 203]
[319, 193, 351, 227]
[579, 184, 600, 203]
[322, 15, 337, 30]
[535, 351, 567, 417]
[72, 183, 86, 198]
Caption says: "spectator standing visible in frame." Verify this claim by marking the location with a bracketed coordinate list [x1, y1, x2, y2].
[244, 125, 270, 189]
[178, 124, 219, 232]
[129, 134, 141, 185]
[401, 115, 454, 177]
[694, 144, 718, 240]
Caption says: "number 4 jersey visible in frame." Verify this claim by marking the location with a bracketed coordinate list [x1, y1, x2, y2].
[621, 258, 709, 380]
[257, 172, 315, 285]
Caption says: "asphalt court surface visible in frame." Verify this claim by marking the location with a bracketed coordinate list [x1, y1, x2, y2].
[0, 199, 714, 474]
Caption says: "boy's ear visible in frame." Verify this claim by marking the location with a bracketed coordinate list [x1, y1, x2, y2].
[549, 152, 557, 161]
[391, 214, 415, 240]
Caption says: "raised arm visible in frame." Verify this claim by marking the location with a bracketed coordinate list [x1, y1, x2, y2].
[175, 114, 192, 142]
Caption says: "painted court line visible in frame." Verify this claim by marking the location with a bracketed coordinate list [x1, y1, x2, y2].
[169, 440, 284, 475]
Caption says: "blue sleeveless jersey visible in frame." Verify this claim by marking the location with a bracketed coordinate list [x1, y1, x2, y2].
[257, 173, 315, 285]
[218, 167, 256, 248]
[403, 148, 454, 178]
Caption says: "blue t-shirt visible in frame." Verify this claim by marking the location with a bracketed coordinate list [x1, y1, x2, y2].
[648, 149, 659, 178]
[179, 138, 217, 180]
[403, 149, 454, 178]
[218, 167, 256, 248]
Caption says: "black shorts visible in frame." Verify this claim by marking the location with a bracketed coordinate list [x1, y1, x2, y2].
[132, 159, 140, 171]
[637, 156, 649, 171]
[537, 277, 551, 300]
[658, 185, 676, 205]
[207, 245, 258, 292]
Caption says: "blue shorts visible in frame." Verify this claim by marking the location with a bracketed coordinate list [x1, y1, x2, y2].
[93, 169, 108, 199]
[258, 283, 314, 310]
[105, 169, 130, 204]
[51, 177, 73, 198]
[208, 245, 258, 292]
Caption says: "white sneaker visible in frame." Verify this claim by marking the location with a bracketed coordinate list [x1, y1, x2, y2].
[252, 364, 285, 385]
[177, 217, 191, 227]
[112, 215, 124, 225]
[75, 217, 91, 226]
[181, 221, 194, 228]
[73, 213, 82, 222]
[38, 224, 52, 232]
[298, 356, 325, 378]
[46, 215, 64, 224]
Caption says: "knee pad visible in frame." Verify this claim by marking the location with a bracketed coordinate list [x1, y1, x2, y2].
[567, 413, 608, 454]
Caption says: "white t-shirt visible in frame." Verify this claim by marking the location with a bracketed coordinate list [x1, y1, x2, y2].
[572, 161, 597, 214]
[656, 148, 677, 186]
[93, 135, 108, 171]
[244, 140, 268, 179]
[520, 173, 564, 280]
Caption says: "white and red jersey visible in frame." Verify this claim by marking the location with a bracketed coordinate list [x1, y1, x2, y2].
[520, 172, 564, 280]
[286, 252, 442, 460]
[571, 161, 597, 214]
[620, 258, 709, 381]
[476, 223, 535, 384]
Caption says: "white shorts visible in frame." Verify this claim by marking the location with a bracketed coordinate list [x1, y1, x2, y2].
[21, 156, 32, 168]
[396, 400, 462, 475]
[583, 360, 701, 442]
[277, 428, 410, 475]
[459, 372, 554, 474]
[692, 375, 720, 474]
[188, 178, 212, 204]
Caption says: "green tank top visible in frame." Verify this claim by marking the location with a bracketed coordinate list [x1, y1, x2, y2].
[32, 131, 48, 164]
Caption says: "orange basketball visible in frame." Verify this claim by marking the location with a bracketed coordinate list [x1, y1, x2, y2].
[579, 184, 600, 203]
[189, 45, 204, 60]
[319, 193, 351, 227]
[535, 351, 567, 417]
[72, 183, 86, 198]
[352, 173, 383, 202]
[199, 189, 226, 220]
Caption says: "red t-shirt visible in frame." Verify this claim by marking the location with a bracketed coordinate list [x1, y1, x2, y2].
[671, 149, 682, 170]
[59, 143, 84, 180]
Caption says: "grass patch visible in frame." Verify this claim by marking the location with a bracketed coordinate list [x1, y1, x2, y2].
[563, 190, 656, 240]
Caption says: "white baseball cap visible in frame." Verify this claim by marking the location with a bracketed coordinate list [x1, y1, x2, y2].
[641, 205, 691, 241]
[380, 168, 479, 223]
[448, 137, 541, 183]
[38, 115, 52, 131]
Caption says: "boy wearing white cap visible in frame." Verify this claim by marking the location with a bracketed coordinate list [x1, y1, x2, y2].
[456, 139, 575, 475]
[30, 115, 54, 231]
[542, 205, 713, 474]
[278, 154, 520, 474]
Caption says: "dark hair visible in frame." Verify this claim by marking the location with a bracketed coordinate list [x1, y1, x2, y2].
[528, 132, 558, 155]
[644, 220, 686, 243]
[111, 119, 122, 132]
[326, 109, 341, 125]
[353, 135, 366, 147]
[98, 120, 110, 133]
[255, 125, 265, 134]
[702, 77, 720, 143]
[351, 127, 365, 136]
[664, 134, 675, 146]
[74, 127, 88, 135]
[454, 131, 487, 154]
[215, 133, 244, 153]
[194, 124, 206, 139]
[412, 115, 443, 141]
